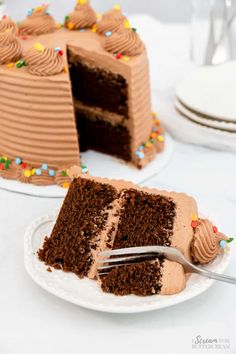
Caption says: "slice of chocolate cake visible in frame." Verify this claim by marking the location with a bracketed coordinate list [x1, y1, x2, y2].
[38, 177, 119, 277]
[38, 175, 200, 296]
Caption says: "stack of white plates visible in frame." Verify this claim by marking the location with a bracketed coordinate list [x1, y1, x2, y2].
[174, 61, 236, 151]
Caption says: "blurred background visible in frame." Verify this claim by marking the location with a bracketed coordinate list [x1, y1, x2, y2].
[4, 0, 192, 22]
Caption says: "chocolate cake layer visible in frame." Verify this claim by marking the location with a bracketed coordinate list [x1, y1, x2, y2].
[101, 260, 163, 296]
[69, 54, 128, 116]
[38, 178, 118, 277]
[112, 189, 176, 249]
[76, 108, 132, 161]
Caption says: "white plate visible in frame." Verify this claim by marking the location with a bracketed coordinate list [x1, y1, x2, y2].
[0, 133, 174, 198]
[176, 61, 236, 122]
[24, 210, 231, 314]
[175, 98, 236, 132]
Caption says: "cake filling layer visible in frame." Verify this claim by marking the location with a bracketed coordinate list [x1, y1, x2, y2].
[69, 52, 129, 117]
[75, 108, 132, 161]
[38, 178, 118, 277]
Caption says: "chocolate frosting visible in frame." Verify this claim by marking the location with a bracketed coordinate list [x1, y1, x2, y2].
[31, 170, 55, 186]
[104, 28, 145, 56]
[0, 31, 22, 64]
[191, 219, 228, 264]
[19, 5, 57, 36]
[97, 8, 127, 34]
[65, 1, 97, 30]
[0, 16, 18, 34]
[0, 167, 20, 180]
[67, 165, 81, 179]
[24, 45, 65, 76]
[160, 260, 186, 295]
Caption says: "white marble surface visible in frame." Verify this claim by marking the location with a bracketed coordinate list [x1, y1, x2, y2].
[0, 15, 236, 354]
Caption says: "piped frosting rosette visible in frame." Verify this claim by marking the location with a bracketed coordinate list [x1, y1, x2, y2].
[24, 43, 65, 77]
[65, 0, 97, 30]
[97, 6, 127, 34]
[191, 218, 232, 264]
[19, 5, 57, 36]
[0, 30, 22, 64]
[0, 16, 18, 34]
[104, 27, 145, 56]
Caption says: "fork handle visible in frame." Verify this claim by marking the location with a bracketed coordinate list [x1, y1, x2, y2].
[190, 264, 236, 285]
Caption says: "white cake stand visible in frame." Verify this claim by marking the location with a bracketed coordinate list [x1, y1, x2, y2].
[0, 133, 174, 198]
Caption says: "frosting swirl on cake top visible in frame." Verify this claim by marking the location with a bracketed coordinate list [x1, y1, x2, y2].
[97, 7, 127, 34]
[19, 5, 57, 36]
[24, 43, 65, 76]
[0, 16, 18, 34]
[104, 28, 145, 56]
[65, 0, 97, 30]
[191, 218, 229, 264]
[0, 30, 22, 64]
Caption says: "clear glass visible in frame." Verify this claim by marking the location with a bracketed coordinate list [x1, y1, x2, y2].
[0, 1, 6, 18]
[191, 0, 236, 65]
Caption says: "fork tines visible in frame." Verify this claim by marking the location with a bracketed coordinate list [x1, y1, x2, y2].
[97, 246, 163, 275]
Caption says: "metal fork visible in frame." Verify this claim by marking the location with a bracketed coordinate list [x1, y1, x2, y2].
[98, 246, 236, 285]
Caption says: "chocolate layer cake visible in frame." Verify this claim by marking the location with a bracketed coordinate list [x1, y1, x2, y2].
[38, 175, 210, 296]
[0, 2, 164, 186]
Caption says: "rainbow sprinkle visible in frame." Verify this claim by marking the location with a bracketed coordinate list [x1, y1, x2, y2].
[67, 22, 74, 30]
[0, 156, 12, 170]
[35, 169, 42, 176]
[49, 169, 56, 177]
[61, 170, 68, 177]
[24, 170, 32, 178]
[33, 42, 45, 52]
[105, 31, 112, 37]
[113, 4, 121, 11]
[41, 164, 48, 170]
[77, 0, 88, 5]
[81, 164, 89, 174]
[16, 60, 26, 68]
[55, 47, 63, 56]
